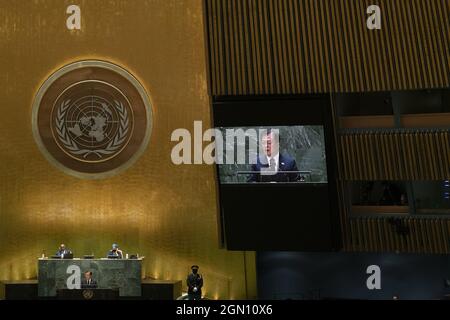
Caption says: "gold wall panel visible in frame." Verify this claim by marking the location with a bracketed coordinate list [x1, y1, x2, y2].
[0, 0, 256, 299]
[206, 0, 450, 95]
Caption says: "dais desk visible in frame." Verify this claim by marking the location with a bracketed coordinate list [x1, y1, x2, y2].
[38, 258, 143, 297]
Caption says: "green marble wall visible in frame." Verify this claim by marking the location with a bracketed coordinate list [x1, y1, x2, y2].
[38, 259, 142, 297]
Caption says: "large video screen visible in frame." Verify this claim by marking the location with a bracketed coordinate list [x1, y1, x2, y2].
[217, 126, 328, 184]
[213, 96, 341, 251]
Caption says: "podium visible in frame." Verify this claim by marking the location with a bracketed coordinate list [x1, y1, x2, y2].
[38, 258, 143, 297]
[57, 289, 119, 300]
[0, 280, 38, 300]
[141, 279, 182, 300]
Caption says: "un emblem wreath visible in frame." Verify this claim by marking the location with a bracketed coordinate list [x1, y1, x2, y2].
[55, 100, 129, 160]
[32, 60, 152, 179]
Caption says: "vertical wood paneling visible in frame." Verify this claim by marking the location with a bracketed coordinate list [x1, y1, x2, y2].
[339, 129, 450, 181]
[349, 217, 450, 254]
[206, 0, 450, 95]
[206, 0, 450, 255]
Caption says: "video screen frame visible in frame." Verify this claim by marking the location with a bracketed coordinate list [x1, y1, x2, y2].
[217, 125, 329, 184]
[212, 95, 342, 251]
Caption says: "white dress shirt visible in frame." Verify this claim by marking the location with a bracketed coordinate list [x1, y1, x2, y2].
[266, 153, 280, 172]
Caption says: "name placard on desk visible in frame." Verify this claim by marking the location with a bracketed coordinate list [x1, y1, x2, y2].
[38, 258, 144, 297]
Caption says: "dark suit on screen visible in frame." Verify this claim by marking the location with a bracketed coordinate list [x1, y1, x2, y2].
[81, 278, 98, 289]
[248, 153, 300, 182]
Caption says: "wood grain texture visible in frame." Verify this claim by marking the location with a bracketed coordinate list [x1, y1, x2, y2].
[347, 216, 450, 254]
[205, 0, 450, 95]
[338, 129, 450, 181]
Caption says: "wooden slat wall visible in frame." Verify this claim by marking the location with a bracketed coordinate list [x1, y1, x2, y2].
[339, 129, 450, 181]
[205, 0, 450, 95]
[347, 217, 450, 253]
[205, 0, 450, 254]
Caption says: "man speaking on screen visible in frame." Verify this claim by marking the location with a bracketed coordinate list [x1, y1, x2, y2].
[248, 130, 300, 183]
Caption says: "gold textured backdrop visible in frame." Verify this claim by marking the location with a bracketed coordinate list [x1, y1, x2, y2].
[0, 0, 256, 299]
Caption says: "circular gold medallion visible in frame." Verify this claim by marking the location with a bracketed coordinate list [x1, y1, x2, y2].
[32, 60, 152, 179]
[82, 289, 94, 300]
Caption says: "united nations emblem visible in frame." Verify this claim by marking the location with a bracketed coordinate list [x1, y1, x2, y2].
[82, 289, 94, 300]
[32, 60, 152, 178]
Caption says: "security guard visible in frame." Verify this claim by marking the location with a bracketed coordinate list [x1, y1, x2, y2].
[187, 265, 203, 300]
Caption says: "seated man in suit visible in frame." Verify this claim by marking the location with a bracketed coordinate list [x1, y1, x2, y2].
[248, 130, 300, 183]
[107, 243, 123, 259]
[55, 244, 72, 258]
[81, 271, 98, 289]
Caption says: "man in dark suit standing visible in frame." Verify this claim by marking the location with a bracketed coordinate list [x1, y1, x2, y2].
[248, 130, 300, 182]
[187, 265, 203, 300]
[81, 271, 98, 289]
